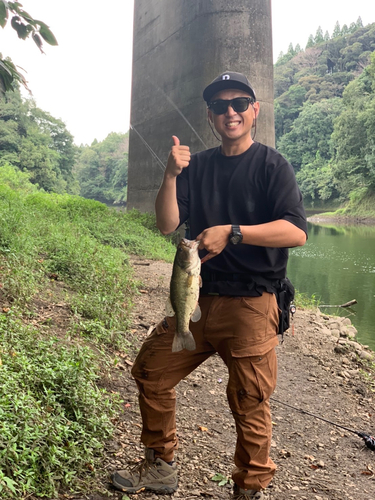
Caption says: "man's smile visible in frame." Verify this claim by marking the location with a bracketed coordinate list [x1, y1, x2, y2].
[225, 120, 241, 128]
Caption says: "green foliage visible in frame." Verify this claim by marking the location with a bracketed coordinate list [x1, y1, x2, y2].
[277, 98, 343, 171]
[211, 473, 233, 487]
[314, 26, 324, 44]
[0, 88, 79, 194]
[330, 56, 375, 197]
[294, 290, 320, 309]
[0, 184, 177, 497]
[0, 311, 118, 498]
[75, 132, 129, 205]
[0, 163, 38, 193]
[0, 2, 57, 93]
[275, 20, 375, 208]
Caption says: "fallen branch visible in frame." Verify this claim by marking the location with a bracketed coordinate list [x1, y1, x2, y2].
[319, 299, 357, 308]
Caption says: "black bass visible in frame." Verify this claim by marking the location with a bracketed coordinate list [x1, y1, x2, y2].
[166, 238, 201, 352]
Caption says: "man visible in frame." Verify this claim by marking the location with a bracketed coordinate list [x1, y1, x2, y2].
[112, 71, 307, 499]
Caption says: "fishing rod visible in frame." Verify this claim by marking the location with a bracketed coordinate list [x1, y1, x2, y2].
[271, 397, 375, 451]
[131, 75, 210, 167]
[130, 124, 166, 172]
[146, 76, 208, 150]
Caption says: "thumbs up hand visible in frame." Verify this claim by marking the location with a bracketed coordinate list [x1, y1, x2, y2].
[165, 136, 191, 178]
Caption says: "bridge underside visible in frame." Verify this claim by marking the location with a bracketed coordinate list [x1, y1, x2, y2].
[128, 0, 274, 212]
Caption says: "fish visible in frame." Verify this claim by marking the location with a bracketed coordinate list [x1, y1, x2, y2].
[165, 238, 202, 352]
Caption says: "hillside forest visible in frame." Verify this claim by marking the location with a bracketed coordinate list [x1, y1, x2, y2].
[275, 18, 375, 209]
[1, 18, 375, 210]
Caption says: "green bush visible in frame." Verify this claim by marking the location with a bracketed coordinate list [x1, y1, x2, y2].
[0, 312, 119, 498]
[0, 185, 176, 497]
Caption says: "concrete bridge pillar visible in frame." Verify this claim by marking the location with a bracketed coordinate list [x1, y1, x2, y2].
[128, 0, 274, 212]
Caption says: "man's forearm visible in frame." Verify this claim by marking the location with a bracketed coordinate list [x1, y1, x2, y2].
[155, 175, 180, 235]
[241, 220, 306, 247]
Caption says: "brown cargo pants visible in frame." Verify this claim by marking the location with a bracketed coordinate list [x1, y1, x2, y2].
[131, 292, 279, 491]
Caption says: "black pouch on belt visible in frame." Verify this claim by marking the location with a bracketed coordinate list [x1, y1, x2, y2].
[275, 277, 295, 336]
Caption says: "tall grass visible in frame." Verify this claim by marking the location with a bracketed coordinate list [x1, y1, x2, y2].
[0, 169, 176, 497]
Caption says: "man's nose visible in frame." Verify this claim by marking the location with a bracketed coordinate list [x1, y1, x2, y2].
[225, 103, 237, 115]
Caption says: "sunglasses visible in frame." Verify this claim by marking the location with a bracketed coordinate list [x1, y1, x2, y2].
[207, 97, 255, 115]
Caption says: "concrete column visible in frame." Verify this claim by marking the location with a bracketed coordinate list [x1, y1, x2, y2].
[128, 0, 274, 212]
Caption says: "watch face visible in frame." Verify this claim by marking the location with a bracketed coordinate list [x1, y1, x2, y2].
[230, 234, 242, 244]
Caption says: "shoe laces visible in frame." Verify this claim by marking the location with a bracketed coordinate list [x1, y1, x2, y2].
[129, 455, 155, 480]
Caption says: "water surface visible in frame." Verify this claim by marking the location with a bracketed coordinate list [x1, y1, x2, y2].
[287, 221, 375, 350]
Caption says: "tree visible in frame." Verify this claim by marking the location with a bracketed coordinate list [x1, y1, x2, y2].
[331, 55, 375, 197]
[314, 26, 324, 44]
[277, 98, 343, 171]
[332, 21, 341, 39]
[0, 86, 78, 193]
[0, 1, 57, 93]
[75, 133, 129, 205]
[341, 24, 349, 36]
[296, 153, 338, 203]
[306, 34, 315, 49]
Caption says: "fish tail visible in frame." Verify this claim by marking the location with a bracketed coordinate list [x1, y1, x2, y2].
[172, 331, 196, 352]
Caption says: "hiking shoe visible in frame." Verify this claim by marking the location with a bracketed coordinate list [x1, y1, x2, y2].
[111, 448, 178, 494]
[233, 483, 264, 499]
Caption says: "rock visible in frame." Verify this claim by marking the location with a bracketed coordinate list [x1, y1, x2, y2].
[341, 318, 352, 326]
[279, 449, 292, 458]
[327, 320, 341, 330]
[331, 328, 341, 338]
[348, 352, 357, 361]
[346, 340, 361, 349]
[320, 327, 331, 336]
[334, 345, 348, 355]
[360, 351, 374, 361]
[341, 327, 359, 338]
[340, 329, 350, 338]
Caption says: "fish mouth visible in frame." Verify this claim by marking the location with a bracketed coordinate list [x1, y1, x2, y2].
[181, 238, 200, 249]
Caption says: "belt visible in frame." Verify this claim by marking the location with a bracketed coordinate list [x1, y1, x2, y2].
[201, 272, 255, 283]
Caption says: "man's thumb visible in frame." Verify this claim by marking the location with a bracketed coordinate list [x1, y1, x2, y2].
[172, 135, 180, 146]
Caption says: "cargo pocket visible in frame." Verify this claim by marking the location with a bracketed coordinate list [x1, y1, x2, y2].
[237, 293, 278, 345]
[227, 347, 277, 414]
[131, 317, 176, 383]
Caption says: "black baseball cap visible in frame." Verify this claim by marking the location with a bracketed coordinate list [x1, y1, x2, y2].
[203, 71, 256, 103]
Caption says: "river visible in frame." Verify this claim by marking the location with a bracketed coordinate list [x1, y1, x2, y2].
[287, 220, 375, 350]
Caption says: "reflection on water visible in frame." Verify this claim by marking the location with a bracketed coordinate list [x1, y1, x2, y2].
[288, 222, 375, 350]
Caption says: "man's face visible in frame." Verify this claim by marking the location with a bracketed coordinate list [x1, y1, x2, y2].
[207, 89, 259, 145]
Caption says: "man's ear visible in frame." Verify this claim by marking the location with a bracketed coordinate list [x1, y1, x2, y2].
[252, 102, 260, 119]
[207, 109, 213, 122]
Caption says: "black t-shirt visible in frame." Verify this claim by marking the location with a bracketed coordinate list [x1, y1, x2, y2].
[176, 142, 307, 296]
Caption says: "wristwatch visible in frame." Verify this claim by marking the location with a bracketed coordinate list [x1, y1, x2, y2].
[229, 224, 243, 245]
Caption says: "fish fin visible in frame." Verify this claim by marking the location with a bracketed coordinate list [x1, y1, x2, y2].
[190, 303, 201, 322]
[172, 331, 196, 352]
[165, 296, 175, 317]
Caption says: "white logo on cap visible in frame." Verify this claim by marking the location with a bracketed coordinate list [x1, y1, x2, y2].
[222, 74, 230, 80]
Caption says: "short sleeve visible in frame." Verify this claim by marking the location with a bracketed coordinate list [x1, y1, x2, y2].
[266, 157, 308, 236]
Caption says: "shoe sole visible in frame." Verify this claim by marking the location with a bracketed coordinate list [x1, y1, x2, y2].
[111, 474, 178, 494]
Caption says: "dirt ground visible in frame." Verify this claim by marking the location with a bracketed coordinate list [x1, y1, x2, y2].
[70, 257, 375, 500]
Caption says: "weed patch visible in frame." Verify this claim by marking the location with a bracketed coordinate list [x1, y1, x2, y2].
[0, 183, 176, 497]
[0, 311, 119, 498]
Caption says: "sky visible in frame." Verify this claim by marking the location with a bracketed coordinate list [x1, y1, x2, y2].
[1, 0, 374, 146]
